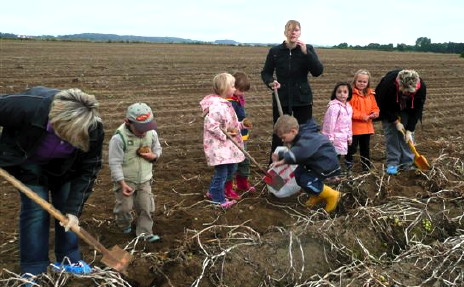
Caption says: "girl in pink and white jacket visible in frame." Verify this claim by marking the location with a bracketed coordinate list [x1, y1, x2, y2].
[200, 73, 250, 209]
[322, 82, 353, 169]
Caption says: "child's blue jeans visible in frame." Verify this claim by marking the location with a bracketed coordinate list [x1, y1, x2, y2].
[209, 163, 237, 203]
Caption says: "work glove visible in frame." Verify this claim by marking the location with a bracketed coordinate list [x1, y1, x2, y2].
[395, 121, 405, 133]
[404, 130, 413, 144]
[60, 214, 80, 232]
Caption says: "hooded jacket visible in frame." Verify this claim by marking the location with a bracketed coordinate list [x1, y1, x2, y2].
[350, 88, 380, 135]
[322, 99, 353, 155]
[375, 69, 426, 132]
[261, 42, 323, 110]
[0, 86, 104, 216]
[280, 119, 340, 179]
[199, 94, 245, 166]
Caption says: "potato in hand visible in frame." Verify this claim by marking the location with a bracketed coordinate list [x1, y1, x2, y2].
[227, 127, 239, 135]
[242, 117, 252, 128]
[137, 146, 151, 155]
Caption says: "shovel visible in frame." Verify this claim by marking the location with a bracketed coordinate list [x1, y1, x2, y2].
[0, 168, 133, 274]
[220, 127, 285, 190]
[399, 129, 430, 171]
[407, 140, 431, 171]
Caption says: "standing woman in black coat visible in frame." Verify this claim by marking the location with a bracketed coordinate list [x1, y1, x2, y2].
[261, 20, 324, 160]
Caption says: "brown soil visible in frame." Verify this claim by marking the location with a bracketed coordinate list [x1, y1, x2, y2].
[0, 40, 463, 287]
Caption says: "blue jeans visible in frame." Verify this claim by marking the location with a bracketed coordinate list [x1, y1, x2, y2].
[18, 165, 81, 275]
[294, 165, 324, 195]
[209, 163, 237, 203]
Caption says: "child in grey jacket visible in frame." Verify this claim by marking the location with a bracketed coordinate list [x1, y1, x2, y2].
[108, 103, 162, 242]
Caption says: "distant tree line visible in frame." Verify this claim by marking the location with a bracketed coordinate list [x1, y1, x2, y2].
[2, 33, 463, 57]
[333, 37, 464, 57]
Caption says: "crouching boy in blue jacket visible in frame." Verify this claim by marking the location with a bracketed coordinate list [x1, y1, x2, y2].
[271, 115, 341, 212]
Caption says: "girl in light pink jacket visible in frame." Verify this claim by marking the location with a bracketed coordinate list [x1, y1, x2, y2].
[200, 73, 249, 209]
[322, 82, 353, 168]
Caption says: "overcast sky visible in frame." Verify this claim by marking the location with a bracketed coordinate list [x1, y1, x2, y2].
[1, 0, 462, 46]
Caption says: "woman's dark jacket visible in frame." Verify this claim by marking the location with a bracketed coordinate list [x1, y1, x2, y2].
[0, 86, 104, 216]
[375, 69, 426, 132]
[261, 42, 323, 109]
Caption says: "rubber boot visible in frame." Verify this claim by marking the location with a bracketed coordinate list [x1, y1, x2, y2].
[224, 180, 241, 200]
[236, 175, 256, 192]
[305, 194, 323, 208]
[319, 185, 341, 212]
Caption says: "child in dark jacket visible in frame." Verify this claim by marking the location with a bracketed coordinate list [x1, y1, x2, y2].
[271, 115, 341, 212]
[224, 71, 255, 199]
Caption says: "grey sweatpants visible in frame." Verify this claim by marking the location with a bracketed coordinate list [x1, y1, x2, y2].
[382, 119, 414, 168]
[113, 180, 155, 236]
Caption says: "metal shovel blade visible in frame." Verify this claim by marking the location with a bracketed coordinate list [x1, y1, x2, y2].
[264, 169, 285, 190]
[414, 154, 431, 171]
[101, 245, 133, 274]
[407, 141, 431, 171]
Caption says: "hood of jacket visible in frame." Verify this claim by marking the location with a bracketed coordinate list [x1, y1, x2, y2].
[327, 99, 348, 109]
[200, 94, 226, 115]
[300, 118, 321, 134]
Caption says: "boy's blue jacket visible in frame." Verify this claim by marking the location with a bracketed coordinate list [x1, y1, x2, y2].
[279, 119, 340, 178]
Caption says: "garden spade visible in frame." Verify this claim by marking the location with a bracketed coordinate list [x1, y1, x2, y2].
[220, 128, 285, 190]
[399, 129, 431, 171]
[407, 140, 431, 171]
[0, 168, 133, 274]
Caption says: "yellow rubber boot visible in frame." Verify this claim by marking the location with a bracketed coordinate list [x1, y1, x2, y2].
[305, 195, 323, 208]
[319, 185, 341, 212]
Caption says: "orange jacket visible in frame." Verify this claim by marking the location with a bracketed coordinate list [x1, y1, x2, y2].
[351, 88, 380, 135]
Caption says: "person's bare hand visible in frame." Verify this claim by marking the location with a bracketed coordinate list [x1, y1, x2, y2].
[297, 40, 307, 54]
[120, 181, 134, 196]
[139, 151, 157, 162]
[272, 159, 286, 168]
[271, 153, 279, 163]
[227, 127, 239, 136]
[271, 80, 281, 90]
[242, 118, 252, 129]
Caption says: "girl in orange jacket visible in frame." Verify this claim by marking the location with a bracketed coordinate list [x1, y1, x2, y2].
[346, 70, 380, 172]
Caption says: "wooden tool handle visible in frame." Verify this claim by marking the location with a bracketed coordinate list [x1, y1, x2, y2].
[273, 87, 283, 117]
[0, 168, 111, 257]
[407, 141, 420, 158]
[220, 128, 267, 174]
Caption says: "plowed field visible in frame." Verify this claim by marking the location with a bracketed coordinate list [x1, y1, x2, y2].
[1, 40, 463, 287]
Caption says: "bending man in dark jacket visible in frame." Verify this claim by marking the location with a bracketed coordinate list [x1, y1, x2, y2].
[375, 69, 426, 175]
[271, 115, 341, 212]
[261, 20, 323, 162]
[0, 86, 104, 277]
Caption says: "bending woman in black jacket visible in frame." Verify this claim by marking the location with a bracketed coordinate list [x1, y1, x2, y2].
[0, 87, 104, 279]
[261, 20, 323, 161]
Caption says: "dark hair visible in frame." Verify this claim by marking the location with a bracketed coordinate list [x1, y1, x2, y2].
[233, 71, 251, 92]
[330, 81, 352, 101]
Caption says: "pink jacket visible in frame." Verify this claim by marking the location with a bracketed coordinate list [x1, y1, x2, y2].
[322, 99, 353, 155]
[200, 94, 246, 166]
